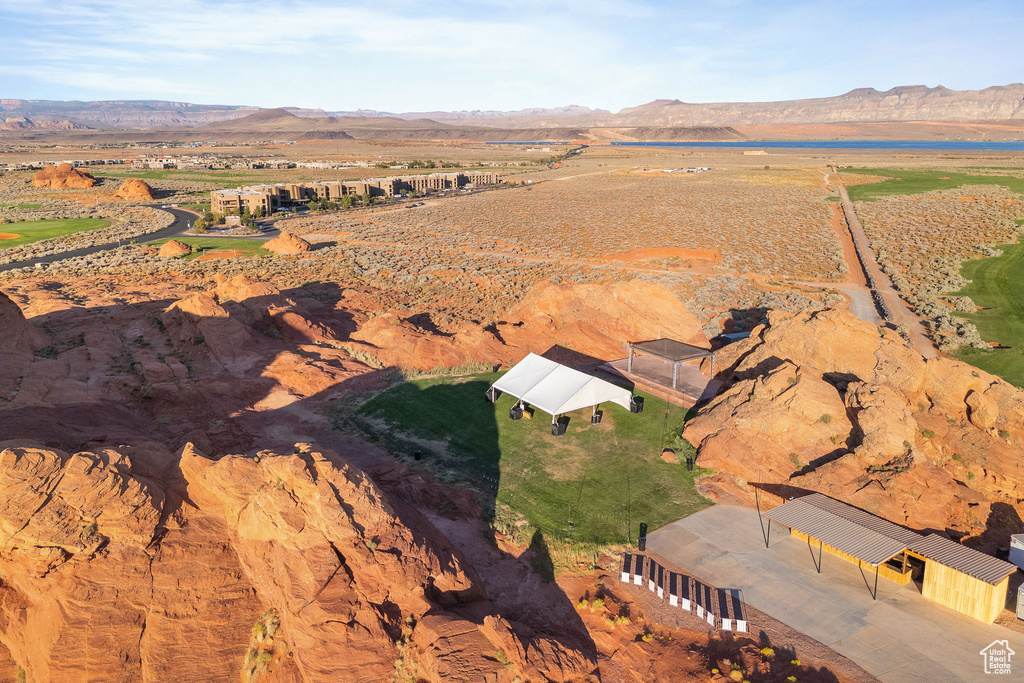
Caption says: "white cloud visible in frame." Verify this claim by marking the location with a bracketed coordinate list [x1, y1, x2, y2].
[0, 0, 1021, 110]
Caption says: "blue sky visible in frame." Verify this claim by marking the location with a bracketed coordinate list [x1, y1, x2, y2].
[0, 0, 1021, 112]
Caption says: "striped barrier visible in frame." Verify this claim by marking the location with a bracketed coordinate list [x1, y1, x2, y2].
[620, 553, 747, 632]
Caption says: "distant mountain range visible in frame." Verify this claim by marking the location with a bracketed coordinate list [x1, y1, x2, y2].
[0, 116, 90, 131]
[3, 85, 1024, 131]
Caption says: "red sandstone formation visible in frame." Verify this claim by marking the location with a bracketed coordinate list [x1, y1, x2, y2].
[30, 163, 96, 189]
[0, 442, 595, 681]
[687, 308, 1024, 544]
[157, 239, 192, 258]
[115, 177, 155, 201]
[264, 232, 311, 255]
[348, 279, 709, 371]
[0, 278, 882, 680]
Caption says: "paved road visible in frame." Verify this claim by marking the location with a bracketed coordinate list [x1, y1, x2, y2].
[650, 506, 1024, 683]
[0, 205, 280, 273]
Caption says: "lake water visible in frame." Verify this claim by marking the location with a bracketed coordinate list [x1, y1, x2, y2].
[608, 140, 1024, 151]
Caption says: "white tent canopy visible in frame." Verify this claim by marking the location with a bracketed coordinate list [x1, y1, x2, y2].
[491, 353, 633, 417]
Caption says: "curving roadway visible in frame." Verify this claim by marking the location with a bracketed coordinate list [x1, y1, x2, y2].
[0, 205, 280, 274]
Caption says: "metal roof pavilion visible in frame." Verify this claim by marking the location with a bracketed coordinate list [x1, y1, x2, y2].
[628, 338, 712, 362]
[762, 494, 910, 567]
[762, 492, 1016, 583]
[626, 339, 714, 391]
[909, 533, 1018, 585]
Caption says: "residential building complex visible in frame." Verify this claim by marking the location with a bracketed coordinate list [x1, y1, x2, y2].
[210, 171, 501, 214]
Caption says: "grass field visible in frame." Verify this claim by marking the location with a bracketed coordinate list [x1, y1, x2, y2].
[150, 237, 269, 259]
[94, 170, 271, 187]
[356, 373, 711, 548]
[844, 168, 1024, 201]
[0, 218, 109, 250]
[952, 238, 1024, 387]
[0, 203, 43, 210]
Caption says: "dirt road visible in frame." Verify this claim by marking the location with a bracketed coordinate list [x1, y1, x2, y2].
[831, 172, 938, 359]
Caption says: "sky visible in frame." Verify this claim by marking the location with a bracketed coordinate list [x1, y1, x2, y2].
[0, 0, 1021, 113]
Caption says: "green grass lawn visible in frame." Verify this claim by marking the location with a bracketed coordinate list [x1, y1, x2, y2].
[952, 238, 1024, 387]
[0, 218, 109, 250]
[355, 373, 711, 547]
[150, 237, 270, 259]
[843, 168, 1024, 201]
[95, 170, 271, 187]
[0, 203, 43, 210]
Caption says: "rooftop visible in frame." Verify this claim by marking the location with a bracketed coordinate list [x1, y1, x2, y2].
[763, 492, 1017, 582]
[628, 338, 712, 362]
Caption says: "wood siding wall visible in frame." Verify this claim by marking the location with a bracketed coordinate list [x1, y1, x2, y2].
[919, 558, 1009, 623]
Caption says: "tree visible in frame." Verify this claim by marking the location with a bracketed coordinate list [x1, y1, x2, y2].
[193, 217, 208, 233]
[252, 206, 265, 219]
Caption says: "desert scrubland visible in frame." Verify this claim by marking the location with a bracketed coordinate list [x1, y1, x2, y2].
[4, 137, 1024, 681]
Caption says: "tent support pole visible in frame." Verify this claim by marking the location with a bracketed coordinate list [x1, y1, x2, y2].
[672, 362, 678, 390]
[710, 352, 715, 378]
[818, 539, 823, 574]
[873, 565, 879, 600]
[627, 347, 633, 373]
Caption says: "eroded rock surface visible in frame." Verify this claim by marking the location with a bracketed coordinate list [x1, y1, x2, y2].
[688, 308, 1024, 542]
[116, 178, 155, 201]
[31, 163, 97, 189]
[0, 442, 595, 682]
[158, 239, 192, 258]
[264, 232, 311, 255]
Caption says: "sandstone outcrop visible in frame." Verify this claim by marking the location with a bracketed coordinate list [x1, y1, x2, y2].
[30, 163, 96, 189]
[264, 232, 311, 255]
[348, 279, 709, 371]
[157, 239, 191, 258]
[0, 441, 596, 682]
[687, 308, 1024, 543]
[501, 279, 709, 361]
[0, 290, 44, 355]
[115, 177, 155, 201]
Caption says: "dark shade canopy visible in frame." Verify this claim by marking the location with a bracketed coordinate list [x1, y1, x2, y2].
[628, 338, 711, 362]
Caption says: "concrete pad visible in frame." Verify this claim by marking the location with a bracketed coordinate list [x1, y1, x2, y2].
[831, 625, 895, 658]
[853, 641, 927, 677]
[650, 505, 1024, 683]
[881, 658, 958, 683]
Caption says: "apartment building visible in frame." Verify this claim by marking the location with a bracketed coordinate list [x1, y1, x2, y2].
[211, 171, 500, 213]
[210, 188, 273, 215]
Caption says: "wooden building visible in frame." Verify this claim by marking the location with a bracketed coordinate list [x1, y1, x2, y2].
[762, 493, 1016, 623]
